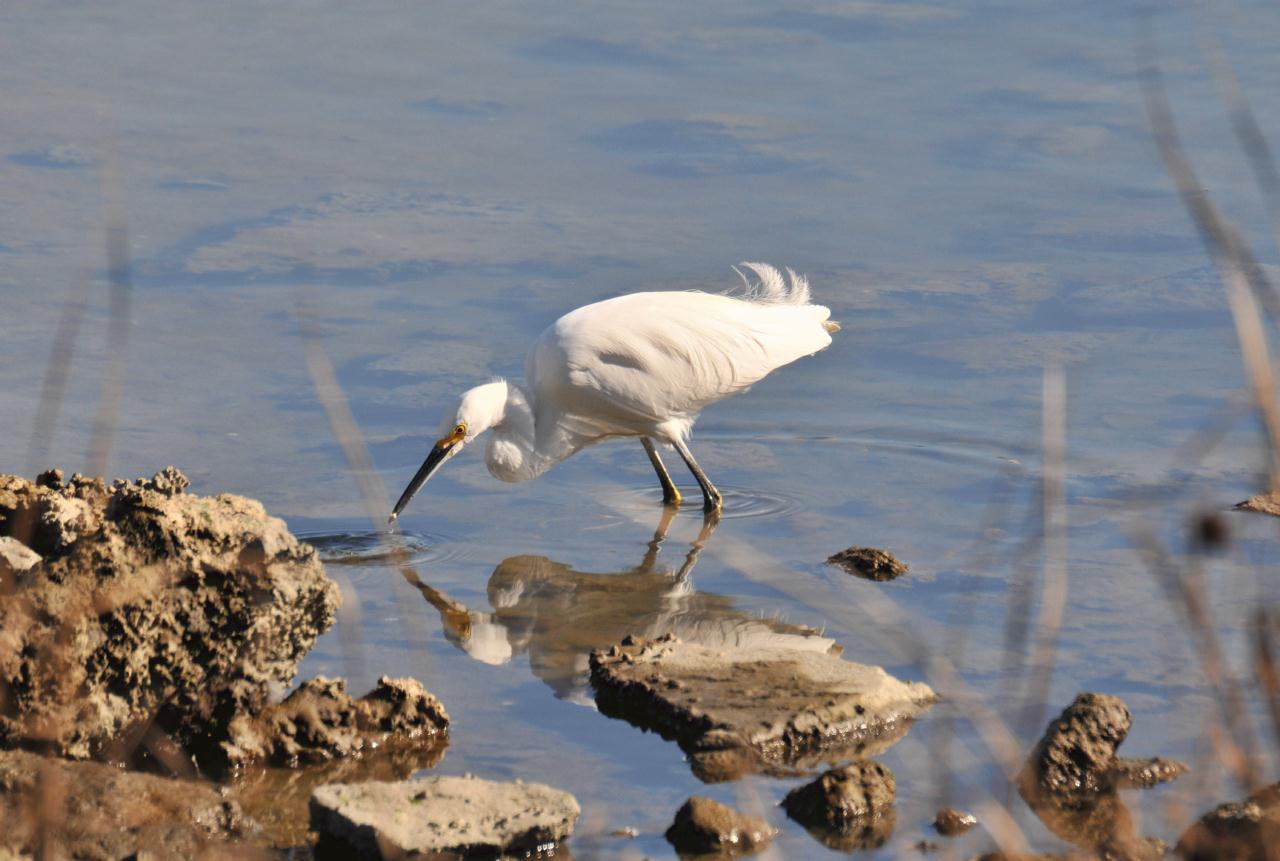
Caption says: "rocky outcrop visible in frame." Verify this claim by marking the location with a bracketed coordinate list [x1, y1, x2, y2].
[0, 468, 341, 769]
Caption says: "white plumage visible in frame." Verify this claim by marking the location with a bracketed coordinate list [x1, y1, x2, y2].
[390, 263, 837, 520]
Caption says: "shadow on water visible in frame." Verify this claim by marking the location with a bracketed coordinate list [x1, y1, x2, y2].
[399, 508, 837, 704]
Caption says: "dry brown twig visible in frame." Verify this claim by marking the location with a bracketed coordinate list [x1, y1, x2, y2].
[86, 150, 134, 479]
[1018, 365, 1068, 733]
[1139, 26, 1280, 492]
[296, 291, 436, 682]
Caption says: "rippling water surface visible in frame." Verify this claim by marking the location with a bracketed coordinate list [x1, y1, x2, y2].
[5, 0, 1280, 856]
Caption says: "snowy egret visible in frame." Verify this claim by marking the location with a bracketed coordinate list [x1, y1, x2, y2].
[389, 263, 838, 520]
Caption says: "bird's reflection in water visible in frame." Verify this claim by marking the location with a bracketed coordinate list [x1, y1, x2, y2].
[401, 509, 838, 704]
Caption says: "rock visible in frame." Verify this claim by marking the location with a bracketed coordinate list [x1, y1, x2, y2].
[1024, 692, 1132, 799]
[232, 733, 448, 850]
[0, 468, 341, 768]
[782, 760, 898, 850]
[1019, 693, 1183, 860]
[0, 749, 269, 859]
[1236, 491, 1280, 517]
[0, 537, 40, 576]
[589, 635, 935, 780]
[826, 546, 908, 581]
[933, 807, 977, 836]
[1176, 782, 1280, 861]
[1113, 755, 1187, 789]
[1022, 692, 1187, 801]
[224, 676, 449, 768]
[782, 761, 895, 828]
[664, 796, 776, 856]
[310, 775, 579, 859]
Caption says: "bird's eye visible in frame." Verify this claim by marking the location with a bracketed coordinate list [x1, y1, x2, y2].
[455, 424, 466, 436]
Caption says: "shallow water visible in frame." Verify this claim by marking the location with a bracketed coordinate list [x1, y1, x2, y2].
[4, 0, 1280, 856]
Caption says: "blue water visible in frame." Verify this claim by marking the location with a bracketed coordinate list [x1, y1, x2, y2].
[5, 1, 1280, 856]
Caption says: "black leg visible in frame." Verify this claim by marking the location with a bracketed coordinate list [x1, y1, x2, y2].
[670, 437, 723, 513]
[641, 436, 682, 506]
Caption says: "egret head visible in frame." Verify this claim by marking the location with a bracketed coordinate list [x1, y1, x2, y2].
[389, 381, 509, 521]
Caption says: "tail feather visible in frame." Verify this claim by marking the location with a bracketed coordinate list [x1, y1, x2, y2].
[732, 262, 813, 305]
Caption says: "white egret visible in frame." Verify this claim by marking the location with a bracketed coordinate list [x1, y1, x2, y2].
[389, 262, 838, 520]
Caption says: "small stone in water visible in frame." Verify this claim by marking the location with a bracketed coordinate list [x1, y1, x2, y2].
[933, 807, 978, 836]
[826, 546, 908, 581]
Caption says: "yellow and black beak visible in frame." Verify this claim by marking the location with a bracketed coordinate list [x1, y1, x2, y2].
[389, 426, 466, 522]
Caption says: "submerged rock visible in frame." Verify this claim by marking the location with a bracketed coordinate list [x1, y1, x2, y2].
[1176, 782, 1280, 861]
[0, 467, 341, 768]
[0, 749, 268, 859]
[664, 796, 776, 856]
[826, 546, 908, 581]
[933, 807, 977, 836]
[310, 775, 579, 859]
[225, 676, 448, 768]
[589, 634, 934, 780]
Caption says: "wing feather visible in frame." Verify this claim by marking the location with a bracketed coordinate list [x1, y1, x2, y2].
[527, 289, 832, 441]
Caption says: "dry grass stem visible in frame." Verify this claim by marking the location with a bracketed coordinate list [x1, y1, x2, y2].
[24, 278, 91, 478]
[1132, 522, 1262, 790]
[86, 155, 133, 479]
[1020, 365, 1068, 731]
[1140, 30, 1280, 491]
[1202, 24, 1280, 270]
